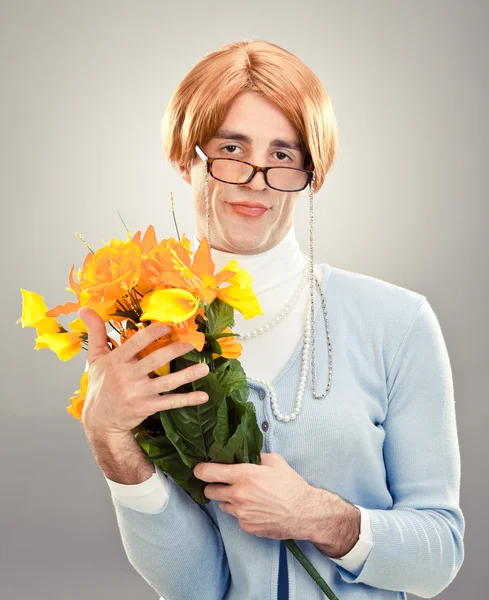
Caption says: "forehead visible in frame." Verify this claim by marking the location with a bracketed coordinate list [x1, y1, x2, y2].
[211, 91, 301, 148]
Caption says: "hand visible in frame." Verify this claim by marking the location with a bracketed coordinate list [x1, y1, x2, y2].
[194, 452, 315, 540]
[78, 306, 209, 439]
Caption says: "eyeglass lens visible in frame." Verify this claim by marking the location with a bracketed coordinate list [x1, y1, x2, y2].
[212, 159, 308, 191]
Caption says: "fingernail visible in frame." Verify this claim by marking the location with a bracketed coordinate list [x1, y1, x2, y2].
[197, 393, 208, 402]
[196, 364, 209, 375]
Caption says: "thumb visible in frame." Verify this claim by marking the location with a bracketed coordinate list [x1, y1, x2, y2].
[78, 306, 111, 365]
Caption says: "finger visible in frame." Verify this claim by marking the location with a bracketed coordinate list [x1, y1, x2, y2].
[133, 340, 198, 377]
[146, 363, 209, 395]
[148, 390, 209, 412]
[118, 322, 172, 363]
[78, 306, 111, 365]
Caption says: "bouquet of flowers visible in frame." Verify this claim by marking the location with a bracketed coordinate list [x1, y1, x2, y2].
[17, 221, 340, 600]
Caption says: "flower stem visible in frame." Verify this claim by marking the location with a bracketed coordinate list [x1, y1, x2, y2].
[284, 539, 340, 600]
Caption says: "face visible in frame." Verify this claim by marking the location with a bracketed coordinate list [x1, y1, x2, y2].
[179, 91, 307, 254]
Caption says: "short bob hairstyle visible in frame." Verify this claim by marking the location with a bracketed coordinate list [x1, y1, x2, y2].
[161, 39, 338, 194]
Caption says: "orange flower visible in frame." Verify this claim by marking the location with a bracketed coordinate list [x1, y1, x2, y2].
[67, 370, 89, 421]
[46, 231, 141, 319]
[212, 329, 242, 359]
[132, 225, 193, 295]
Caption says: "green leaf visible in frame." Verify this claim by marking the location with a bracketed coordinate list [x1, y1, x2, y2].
[136, 431, 209, 504]
[158, 371, 225, 468]
[205, 298, 234, 333]
[205, 335, 222, 356]
[216, 364, 247, 397]
[205, 332, 237, 339]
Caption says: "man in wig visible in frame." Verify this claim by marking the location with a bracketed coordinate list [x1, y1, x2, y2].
[82, 40, 465, 599]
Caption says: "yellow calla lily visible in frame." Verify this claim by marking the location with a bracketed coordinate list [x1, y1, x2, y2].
[35, 331, 83, 361]
[17, 289, 53, 328]
[68, 317, 88, 333]
[139, 288, 201, 324]
[218, 283, 264, 320]
[170, 238, 263, 320]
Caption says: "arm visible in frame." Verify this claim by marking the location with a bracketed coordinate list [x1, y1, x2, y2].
[88, 431, 230, 600]
[327, 299, 465, 597]
[325, 504, 373, 576]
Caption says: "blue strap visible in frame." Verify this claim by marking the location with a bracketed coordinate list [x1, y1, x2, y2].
[277, 541, 289, 599]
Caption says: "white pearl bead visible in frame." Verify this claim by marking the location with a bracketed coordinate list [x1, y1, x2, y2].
[283, 415, 290, 422]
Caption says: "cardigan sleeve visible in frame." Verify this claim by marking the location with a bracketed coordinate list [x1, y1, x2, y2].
[108, 473, 230, 600]
[334, 298, 465, 598]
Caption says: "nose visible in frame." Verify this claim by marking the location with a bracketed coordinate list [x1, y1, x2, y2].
[243, 168, 268, 191]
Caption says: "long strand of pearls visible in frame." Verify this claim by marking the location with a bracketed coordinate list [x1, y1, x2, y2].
[247, 273, 331, 422]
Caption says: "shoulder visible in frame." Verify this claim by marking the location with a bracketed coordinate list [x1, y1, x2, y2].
[319, 262, 428, 358]
[322, 262, 425, 312]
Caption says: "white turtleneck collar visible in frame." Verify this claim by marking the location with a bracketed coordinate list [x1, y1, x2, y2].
[193, 227, 315, 382]
[195, 227, 307, 295]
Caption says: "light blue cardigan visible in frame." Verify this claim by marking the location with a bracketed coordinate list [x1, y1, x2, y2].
[108, 263, 465, 599]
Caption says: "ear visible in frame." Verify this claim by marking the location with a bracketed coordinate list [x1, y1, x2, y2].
[178, 163, 192, 185]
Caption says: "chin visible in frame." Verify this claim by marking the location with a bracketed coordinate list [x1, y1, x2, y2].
[218, 229, 269, 254]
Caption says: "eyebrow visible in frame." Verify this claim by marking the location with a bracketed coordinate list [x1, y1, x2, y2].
[211, 129, 304, 153]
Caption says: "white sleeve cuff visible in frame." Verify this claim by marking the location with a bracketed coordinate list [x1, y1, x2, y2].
[105, 464, 171, 513]
[329, 505, 373, 575]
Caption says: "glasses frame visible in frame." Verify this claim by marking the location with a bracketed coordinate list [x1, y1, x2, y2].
[195, 144, 314, 192]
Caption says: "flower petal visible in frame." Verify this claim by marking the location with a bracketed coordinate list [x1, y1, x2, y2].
[139, 288, 200, 324]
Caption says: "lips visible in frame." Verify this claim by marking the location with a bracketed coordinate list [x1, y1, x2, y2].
[229, 200, 268, 208]
[227, 201, 268, 218]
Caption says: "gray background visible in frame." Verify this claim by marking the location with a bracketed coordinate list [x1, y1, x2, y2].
[2, 1, 487, 598]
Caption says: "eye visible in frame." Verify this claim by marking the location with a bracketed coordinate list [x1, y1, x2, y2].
[274, 151, 292, 161]
[221, 145, 241, 154]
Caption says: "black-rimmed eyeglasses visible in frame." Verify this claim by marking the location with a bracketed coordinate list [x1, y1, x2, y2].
[195, 145, 314, 192]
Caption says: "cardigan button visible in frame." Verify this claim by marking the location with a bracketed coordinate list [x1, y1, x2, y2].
[259, 390, 266, 401]
[261, 420, 269, 432]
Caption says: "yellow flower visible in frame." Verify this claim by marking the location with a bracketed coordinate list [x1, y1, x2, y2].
[35, 330, 83, 361]
[172, 237, 263, 320]
[17, 289, 60, 331]
[139, 288, 201, 324]
[17, 289, 85, 360]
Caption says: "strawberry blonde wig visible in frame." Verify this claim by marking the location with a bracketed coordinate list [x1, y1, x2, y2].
[161, 40, 338, 194]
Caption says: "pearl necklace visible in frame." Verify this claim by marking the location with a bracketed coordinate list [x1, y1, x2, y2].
[247, 273, 332, 423]
[236, 264, 308, 340]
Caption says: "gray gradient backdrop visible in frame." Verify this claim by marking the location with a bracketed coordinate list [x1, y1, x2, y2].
[2, 1, 487, 599]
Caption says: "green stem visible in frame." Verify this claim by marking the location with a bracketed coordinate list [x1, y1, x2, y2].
[284, 539, 340, 600]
